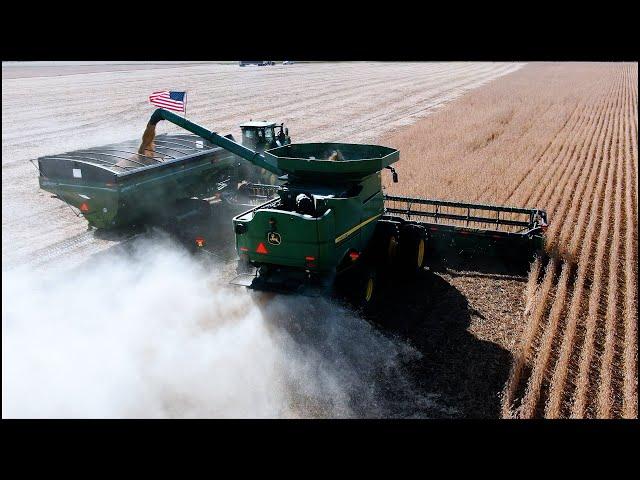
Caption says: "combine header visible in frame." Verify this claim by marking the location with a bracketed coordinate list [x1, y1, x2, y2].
[384, 196, 547, 264]
[37, 108, 548, 307]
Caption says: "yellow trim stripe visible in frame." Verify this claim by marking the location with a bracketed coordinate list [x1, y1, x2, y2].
[335, 214, 381, 244]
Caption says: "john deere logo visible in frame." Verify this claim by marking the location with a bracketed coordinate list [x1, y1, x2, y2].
[268, 232, 281, 245]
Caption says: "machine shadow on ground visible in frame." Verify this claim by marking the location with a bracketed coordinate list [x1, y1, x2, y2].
[362, 268, 514, 418]
[428, 252, 532, 277]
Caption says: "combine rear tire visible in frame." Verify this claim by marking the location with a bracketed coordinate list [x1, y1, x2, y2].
[371, 222, 400, 268]
[356, 266, 378, 311]
[398, 224, 427, 276]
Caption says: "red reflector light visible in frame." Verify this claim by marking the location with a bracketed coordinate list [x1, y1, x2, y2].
[80, 202, 89, 212]
[349, 251, 360, 261]
[195, 236, 206, 247]
[256, 242, 268, 254]
[240, 247, 249, 252]
[305, 256, 315, 261]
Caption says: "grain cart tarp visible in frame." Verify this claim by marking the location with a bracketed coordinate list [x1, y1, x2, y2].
[37, 133, 240, 228]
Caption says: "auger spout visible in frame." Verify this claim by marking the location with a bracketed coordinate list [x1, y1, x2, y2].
[143, 108, 282, 176]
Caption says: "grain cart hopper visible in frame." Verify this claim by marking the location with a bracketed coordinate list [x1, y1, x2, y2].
[36, 114, 291, 230]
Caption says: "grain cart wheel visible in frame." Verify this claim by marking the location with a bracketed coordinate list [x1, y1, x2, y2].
[398, 224, 427, 276]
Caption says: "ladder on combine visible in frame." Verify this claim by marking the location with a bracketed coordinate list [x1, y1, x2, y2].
[384, 195, 548, 265]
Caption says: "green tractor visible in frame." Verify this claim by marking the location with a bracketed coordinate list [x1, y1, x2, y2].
[238, 120, 290, 185]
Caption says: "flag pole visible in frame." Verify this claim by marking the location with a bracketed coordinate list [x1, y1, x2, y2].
[184, 91, 187, 119]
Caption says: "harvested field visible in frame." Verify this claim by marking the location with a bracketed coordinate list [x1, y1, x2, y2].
[381, 62, 638, 419]
[2, 61, 521, 268]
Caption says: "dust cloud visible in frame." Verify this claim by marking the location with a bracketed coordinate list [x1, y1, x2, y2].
[2, 233, 431, 418]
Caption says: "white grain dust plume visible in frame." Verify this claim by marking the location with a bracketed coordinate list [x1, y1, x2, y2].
[2, 234, 425, 418]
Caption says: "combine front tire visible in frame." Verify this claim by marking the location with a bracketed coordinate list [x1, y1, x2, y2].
[398, 224, 427, 275]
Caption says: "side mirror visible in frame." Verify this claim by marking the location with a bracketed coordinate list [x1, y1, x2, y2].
[385, 166, 399, 183]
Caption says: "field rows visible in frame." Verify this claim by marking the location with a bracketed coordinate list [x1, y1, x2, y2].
[383, 63, 638, 418]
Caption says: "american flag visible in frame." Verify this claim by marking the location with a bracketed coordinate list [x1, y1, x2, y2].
[148, 91, 187, 112]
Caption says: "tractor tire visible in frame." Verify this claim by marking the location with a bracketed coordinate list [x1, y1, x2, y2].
[398, 224, 427, 276]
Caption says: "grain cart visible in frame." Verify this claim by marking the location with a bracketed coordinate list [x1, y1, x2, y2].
[36, 117, 291, 230]
[139, 109, 547, 306]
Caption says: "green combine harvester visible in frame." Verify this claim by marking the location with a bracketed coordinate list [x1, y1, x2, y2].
[38, 108, 548, 306]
